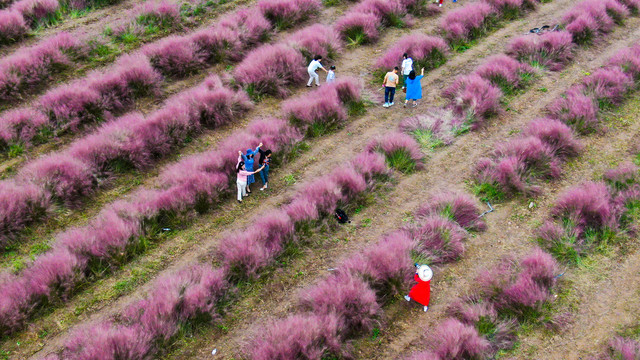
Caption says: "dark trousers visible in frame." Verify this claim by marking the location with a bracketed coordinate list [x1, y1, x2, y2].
[385, 87, 396, 103]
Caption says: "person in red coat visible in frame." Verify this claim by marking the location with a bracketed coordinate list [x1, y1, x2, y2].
[404, 264, 432, 312]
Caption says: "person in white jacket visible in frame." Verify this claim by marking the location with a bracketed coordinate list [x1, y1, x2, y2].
[401, 53, 413, 90]
[307, 55, 328, 87]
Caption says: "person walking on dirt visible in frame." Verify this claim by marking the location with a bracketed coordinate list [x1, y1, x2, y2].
[307, 55, 328, 87]
[382, 66, 399, 108]
[257, 148, 272, 191]
[240, 143, 262, 193]
[404, 68, 424, 108]
[237, 152, 265, 203]
[401, 53, 413, 90]
[405, 264, 432, 312]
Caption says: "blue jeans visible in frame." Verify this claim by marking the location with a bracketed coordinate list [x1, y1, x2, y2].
[260, 165, 269, 185]
[384, 87, 396, 103]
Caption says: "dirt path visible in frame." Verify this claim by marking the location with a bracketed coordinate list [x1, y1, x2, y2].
[16, 1, 640, 359]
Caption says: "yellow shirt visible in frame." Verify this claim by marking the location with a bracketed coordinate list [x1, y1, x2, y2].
[384, 72, 398, 87]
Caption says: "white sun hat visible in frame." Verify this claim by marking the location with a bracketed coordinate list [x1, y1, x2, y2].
[417, 264, 433, 281]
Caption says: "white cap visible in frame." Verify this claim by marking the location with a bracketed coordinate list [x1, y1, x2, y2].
[417, 265, 433, 281]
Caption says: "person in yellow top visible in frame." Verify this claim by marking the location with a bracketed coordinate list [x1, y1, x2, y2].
[382, 67, 399, 108]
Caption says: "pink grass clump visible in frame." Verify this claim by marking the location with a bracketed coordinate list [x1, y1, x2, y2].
[334, 11, 379, 44]
[407, 215, 468, 264]
[0, 10, 27, 44]
[522, 118, 583, 160]
[0, 108, 48, 148]
[603, 161, 639, 191]
[560, 0, 628, 44]
[551, 181, 617, 236]
[474, 54, 534, 93]
[59, 323, 151, 360]
[547, 86, 600, 134]
[11, 0, 58, 24]
[133, 0, 180, 26]
[506, 31, 574, 71]
[142, 36, 204, 76]
[440, 2, 496, 44]
[367, 131, 424, 171]
[249, 313, 343, 360]
[350, 151, 389, 181]
[258, 0, 321, 29]
[286, 24, 343, 60]
[399, 108, 460, 147]
[234, 43, 306, 98]
[38, 82, 102, 130]
[299, 271, 380, 338]
[602, 337, 640, 360]
[374, 33, 448, 71]
[607, 43, 640, 80]
[581, 66, 633, 108]
[0, 180, 49, 246]
[442, 74, 503, 127]
[416, 191, 487, 231]
[218, 8, 272, 47]
[430, 318, 491, 359]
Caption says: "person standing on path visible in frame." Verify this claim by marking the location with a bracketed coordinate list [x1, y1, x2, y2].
[240, 143, 262, 193]
[405, 264, 432, 312]
[404, 68, 424, 108]
[382, 66, 399, 108]
[326, 65, 336, 83]
[257, 148, 272, 191]
[401, 53, 413, 90]
[307, 55, 327, 87]
[236, 153, 265, 203]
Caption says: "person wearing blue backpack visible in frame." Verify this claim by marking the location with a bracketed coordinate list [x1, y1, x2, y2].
[241, 142, 262, 193]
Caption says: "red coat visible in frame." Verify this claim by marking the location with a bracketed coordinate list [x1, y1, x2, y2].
[409, 273, 431, 306]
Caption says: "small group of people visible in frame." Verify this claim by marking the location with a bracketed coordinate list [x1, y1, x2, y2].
[307, 55, 336, 87]
[236, 143, 272, 203]
[382, 53, 425, 108]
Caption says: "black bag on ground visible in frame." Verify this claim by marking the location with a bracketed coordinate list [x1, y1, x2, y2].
[335, 208, 350, 224]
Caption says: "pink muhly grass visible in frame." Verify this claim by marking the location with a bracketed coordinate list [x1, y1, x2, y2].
[133, 0, 180, 28]
[299, 271, 380, 338]
[367, 131, 424, 173]
[547, 86, 600, 134]
[286, 24, 343, 60]
[607, 44, 640, 80]
[281, 84, 347, 133]
[19, 246, 84, 303]
[189, 25, 242, 63]
[0, 180, 50, 246]
[474, 54, 534, 94]
[334, 11, 379, 44]
[18, 154, 95, 204]
[349, 0, 406, 26]
[258, 0, 321, 30]
[350, 151, 389, 181]
[331, 76, 362, 103]
[0, 274, 31, 336]
[406, 350, 442, 360]
[603, 337, 640, 360]
[603, 161, 639, 191]
[233, 43, 306, 98]
[39, 83, 103, 130]
[284, 197, 320, 223]
[11, 0, 59, 24]
[430, 318, 491, 360]
[506, 31, 574, 71]
[86, 54, 163, 112]
[561, 0, 627, 44]
[142, 36, 204, 76]
[483, 0, 526, 18]
[0, 10, 27, 44]
[249, 313, 343, 360]
[447, 297, 498, 325]
[297, 177, 342, 215]
[523, 118, 583, 160]
[581, 66, 633, 108]
[407, 215, 468, 264]
[442, 74, 503, 128]
[0, 108, 48, 147]
[58, 322, 151, 360]
[343, 230, 414, 298]
[552, 181, 617, 236]
[440, 2, 496, 44]
[218, 8, 272, 47]
[618, 0, 640, 14]
[245, 116, 302, 153]
[398, 108, 461, 148]
[374, 33, 448, 71]
[329, 165, 367, 202]
[416, 191, 487, 231]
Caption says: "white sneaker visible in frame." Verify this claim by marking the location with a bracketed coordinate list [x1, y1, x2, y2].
[383, 103, 389, 108]
[423, 306, 429, 312]
[389, 102, 394, 106]
[404, 295, 411, 302]
[438, 3, 442, 6]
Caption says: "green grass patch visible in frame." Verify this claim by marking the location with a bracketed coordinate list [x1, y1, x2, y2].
[385, 149, 417, 174]
[411, 129, 444, 150]
[473, 182, 505, 202]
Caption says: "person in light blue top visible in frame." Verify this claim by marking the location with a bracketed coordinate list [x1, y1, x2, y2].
[241, 142, 262, 193]
[326, 65, 336, 83]
[404, 68, 425, 108]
